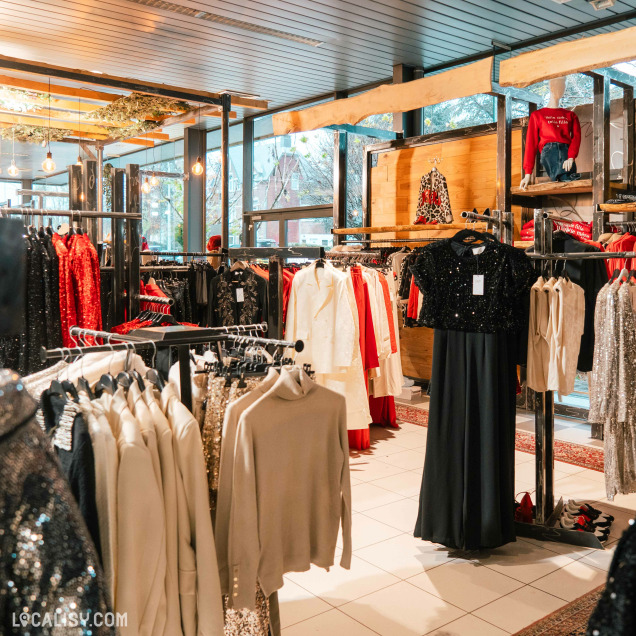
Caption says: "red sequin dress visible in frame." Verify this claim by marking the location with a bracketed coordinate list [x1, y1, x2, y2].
[51, 233, 77, 347]
[68, 234, 102, 335]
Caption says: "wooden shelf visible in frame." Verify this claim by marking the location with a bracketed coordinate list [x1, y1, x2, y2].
[332, 222, 487, 235]
[510, 179, 593, 197]
[599, 202, 636, 213]
[514, 240, 534, 249]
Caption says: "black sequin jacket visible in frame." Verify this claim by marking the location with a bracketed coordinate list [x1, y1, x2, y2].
[0, 370, 114, 635]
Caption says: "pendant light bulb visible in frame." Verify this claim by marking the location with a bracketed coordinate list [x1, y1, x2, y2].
[8, 160, 18, 177]
[150, 173, 159, 187]
[42, 151, 56, 173]
[141, 177, 151, 194]
[192, 156, 204, 176]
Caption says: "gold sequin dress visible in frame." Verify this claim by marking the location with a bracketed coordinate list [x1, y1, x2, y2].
[202, 374, 270, 636]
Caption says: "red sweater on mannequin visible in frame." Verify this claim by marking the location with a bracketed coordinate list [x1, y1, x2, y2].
[523, 108, 581, 174]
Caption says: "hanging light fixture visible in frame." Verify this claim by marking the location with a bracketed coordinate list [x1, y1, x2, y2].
[150, 173, 159, 187]
[42, 78, 56, 173]
[142, 177, 151, 194]
[8, 129, 19, 177]
[76, 96, 83, 166]
[192, 156, 204, 176]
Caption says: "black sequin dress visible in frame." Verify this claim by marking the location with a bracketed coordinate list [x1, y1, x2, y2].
[411, 235, 534, 550]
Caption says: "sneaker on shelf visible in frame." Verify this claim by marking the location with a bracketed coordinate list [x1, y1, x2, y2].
[560, 516, 610, 541]
[561, 510, 612, 528]
[565, 500, 615, 523]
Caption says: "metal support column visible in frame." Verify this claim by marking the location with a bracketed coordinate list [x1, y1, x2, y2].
[126, 164, 141, 319]
[623, 87, 635, 188]
[112, 168, 126, 325]
[267, 255, 284, 339]
[96, 145, 104, 241]
[592, 74, 611, 240]
[82, 159, 98, 241]
[243, 117, 254, 246]
[333, 130, 348, 246]
[496, 94, 512, 214]
[221, 93, 232, 249]
[392, 64, 422, 137]
[361, 151, 371, 229]
[68, 164, 83, 229]
[183, 126, 206, 253]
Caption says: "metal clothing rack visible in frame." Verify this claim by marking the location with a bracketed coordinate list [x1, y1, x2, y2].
[460, 209, 513, 244]
[137, 294, 174, 306]
[227, 247, 326, 339]
[41, 324, 276, 411]
[518, 208, 619, 550]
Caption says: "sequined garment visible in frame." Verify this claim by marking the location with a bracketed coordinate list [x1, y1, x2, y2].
[589, 280, 636, 500]
[52, 233, 78, 348]
[201, 374, 271, 636]
[207, 269, 268, 328]
[410, 236, 536, 333]
[0, 370, 114, 635]
[587, 518, 636, 635]
[68, 233, 102, 333]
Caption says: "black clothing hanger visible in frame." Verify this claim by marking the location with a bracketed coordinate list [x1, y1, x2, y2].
[146, 368, 165, 392]
[451, 228, 496, 245]
[77, 376, 95, 400]
[131, 369, 146, 392]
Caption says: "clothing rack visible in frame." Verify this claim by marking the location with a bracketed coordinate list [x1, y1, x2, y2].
[519, 208, 616, 550]
[228, 247, 326, 339]
[140, 250, 225, 258]
[460, 209, 513, 243]
[41, 324, 272, 411]
[137, 294, 174, 306]
[0, 207, 141, 220]
[542, 212, 582, 225]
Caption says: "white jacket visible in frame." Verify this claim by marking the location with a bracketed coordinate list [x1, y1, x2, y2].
[285, 262, 371, 430]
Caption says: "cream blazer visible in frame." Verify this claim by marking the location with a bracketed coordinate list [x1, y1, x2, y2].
[285, 261, 371, 431]
[527, 277, 550, 392]
[161, 384, 224, 636]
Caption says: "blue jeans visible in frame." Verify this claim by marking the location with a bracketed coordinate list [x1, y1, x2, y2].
[540, 142, 580, 182]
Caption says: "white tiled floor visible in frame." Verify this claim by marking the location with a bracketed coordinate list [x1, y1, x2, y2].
[277, 411, 636, 635]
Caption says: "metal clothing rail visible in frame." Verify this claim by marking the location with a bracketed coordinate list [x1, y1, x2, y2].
[225, 333, 304, 353]
[542, 212, 583, 225]
[0, 207, 142, 220]
[527, 251, 636, 260]
[137, 294, 174, 306]
[460, 209, 513, 243]
[140, 251, 225, 257]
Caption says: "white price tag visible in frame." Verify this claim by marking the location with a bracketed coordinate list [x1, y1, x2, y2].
[473, 274, 484, 296]
[236, 287, 245, 302]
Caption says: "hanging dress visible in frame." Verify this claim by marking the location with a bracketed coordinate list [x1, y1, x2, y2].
[411, 236, 534, 550]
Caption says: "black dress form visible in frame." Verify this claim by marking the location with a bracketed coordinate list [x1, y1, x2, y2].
[412, 235, 534, 550]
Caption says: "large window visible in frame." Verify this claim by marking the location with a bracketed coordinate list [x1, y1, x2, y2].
[253, 114, 334, 211]
[422, 94, 496, 135]
[141, 157, 184, 252]
[0, 179, 21, 205]
[206, 124, 243, 246]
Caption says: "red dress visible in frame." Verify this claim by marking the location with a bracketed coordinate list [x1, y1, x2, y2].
[52, 233, 77, 346]
[68, 234, 102, 336]
[348, 266, 380, 450]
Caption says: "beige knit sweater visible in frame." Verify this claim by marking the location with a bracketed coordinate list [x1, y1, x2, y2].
[226, 368, 352, 610]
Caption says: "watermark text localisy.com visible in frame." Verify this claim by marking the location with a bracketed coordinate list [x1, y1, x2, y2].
[13, 610, 127, 628]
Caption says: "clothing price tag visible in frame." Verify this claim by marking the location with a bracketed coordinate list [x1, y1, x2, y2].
[473, 275, 484, 295]
[236, 287, 245, 302]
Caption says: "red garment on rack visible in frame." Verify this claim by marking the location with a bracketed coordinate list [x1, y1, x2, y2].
[52, 233, 77, 347]
[140, 280, 171, 314]
[606, 234, 636, 273]
[378, 272, 398, 355]
[369, 396, 397, 427]
[407, 276, 420, 320]
[347, 266, 380, 450]
[68, 233, 102, 333]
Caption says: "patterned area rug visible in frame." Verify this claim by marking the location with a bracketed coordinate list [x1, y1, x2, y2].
[513, 585, 604, 635]
[395, 404, 605, 473]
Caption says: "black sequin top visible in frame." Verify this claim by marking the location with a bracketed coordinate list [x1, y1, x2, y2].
[587, 518, 636, 635]
[410, 236, 535, 334]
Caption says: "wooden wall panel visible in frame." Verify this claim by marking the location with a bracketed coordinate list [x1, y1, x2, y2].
[372, 129, 522, 379]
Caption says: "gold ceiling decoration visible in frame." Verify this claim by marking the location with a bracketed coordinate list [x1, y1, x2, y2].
[0, 125, 66, 144]
[83, 92, 191, 125]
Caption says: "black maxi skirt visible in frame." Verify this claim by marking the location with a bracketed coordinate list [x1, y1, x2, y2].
[414, 329, 518, 551]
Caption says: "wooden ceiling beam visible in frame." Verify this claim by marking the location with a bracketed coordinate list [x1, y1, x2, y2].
[159, 107, 235, 129]
[0, 106, 131, 128]
[0, 112, 110, 135]
[122, 138, 155, 147]
[0, 73, 119, 103]
[144, 131, 170, 141]
[272, 58, 493, 135]
[499, 24, 636, 88]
